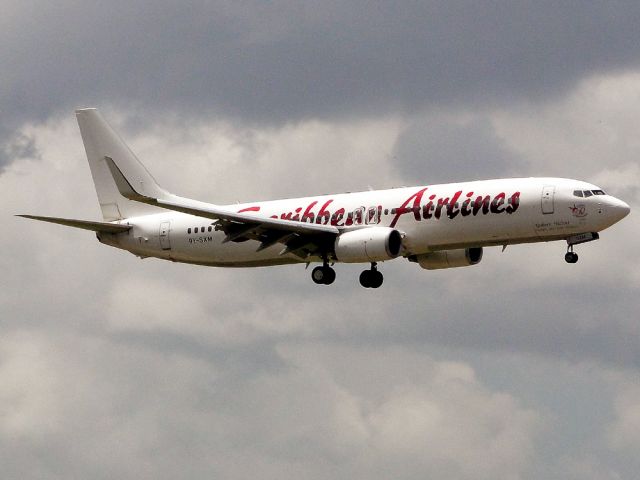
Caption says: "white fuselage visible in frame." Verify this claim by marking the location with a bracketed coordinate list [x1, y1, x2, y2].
[99, 177, 630, 267]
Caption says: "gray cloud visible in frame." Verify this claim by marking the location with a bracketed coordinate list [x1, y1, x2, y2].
[0, 129, 40, 173]
[392, 116, 528, 184]
[4, 1, 640, 125]
[3, 1, 640, 169]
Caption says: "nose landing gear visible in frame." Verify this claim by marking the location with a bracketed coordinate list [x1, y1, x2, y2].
[564, 232, 599, 264]
[564, 246, 579, 264]
[359, 262, 384, 288]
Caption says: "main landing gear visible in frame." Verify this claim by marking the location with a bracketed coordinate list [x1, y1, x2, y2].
[310, 261, 384, 288]
[359, 262, 383, 289]
[311, 262, 336, 285]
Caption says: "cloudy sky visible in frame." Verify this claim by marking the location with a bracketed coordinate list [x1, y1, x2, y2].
[2, 2, 640, 479]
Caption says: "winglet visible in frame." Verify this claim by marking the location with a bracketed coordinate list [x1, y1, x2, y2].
[104, 156, 154, 203]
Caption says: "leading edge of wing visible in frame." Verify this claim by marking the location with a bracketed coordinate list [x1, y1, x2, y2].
[104, 156, 339, 236]
[157, 198, 340, 236]
[16, 215, 132, 233]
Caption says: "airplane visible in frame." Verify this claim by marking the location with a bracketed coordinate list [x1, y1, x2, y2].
[18, 108, 631, 288]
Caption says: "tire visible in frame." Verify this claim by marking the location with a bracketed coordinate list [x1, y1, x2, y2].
[564, 252, 578, 264]
[370, 270, 384, 288]
[322, 266, 336, 285]
[312, 266, 325, 284]
[359, 270, 372, 288]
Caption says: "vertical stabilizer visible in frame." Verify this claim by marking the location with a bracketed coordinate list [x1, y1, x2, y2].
[76, 108, 168, 221]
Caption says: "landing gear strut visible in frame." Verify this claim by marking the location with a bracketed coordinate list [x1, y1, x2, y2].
[359, 262, 384, 289]
[311, 261, 336, 285]
[564, 232, 600, 264]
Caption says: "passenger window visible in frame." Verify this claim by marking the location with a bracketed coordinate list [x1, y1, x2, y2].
[366, 206, 379, 224]
[583, 190, 593, 197]
[353, 207, 364, 224]
[208, 226, 212, 232]
[188, 228, 191, 234]
[573, 190, 583, 197]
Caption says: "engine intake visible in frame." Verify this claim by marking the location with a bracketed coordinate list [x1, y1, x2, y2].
[409, 247, 483, 270]
[334, 227, 402, 263]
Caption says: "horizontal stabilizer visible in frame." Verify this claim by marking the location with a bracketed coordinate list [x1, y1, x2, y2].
[16, 215, 131, 234]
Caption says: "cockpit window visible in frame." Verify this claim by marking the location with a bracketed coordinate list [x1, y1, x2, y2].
[574, 189, 606, 197]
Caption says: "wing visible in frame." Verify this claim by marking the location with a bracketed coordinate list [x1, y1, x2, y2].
[105, 156, 339, 258]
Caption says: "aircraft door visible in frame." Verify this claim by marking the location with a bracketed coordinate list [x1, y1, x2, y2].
[541, 185, 555, 214]
[159, 221, 171, 250]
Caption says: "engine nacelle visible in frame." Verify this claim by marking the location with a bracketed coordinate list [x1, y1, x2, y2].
[409, 247, 483, 270]
[334, 227, 403, 263]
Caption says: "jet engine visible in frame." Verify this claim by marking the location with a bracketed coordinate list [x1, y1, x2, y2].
[334, 227, 403, 263]
[409, 247, 483, 270]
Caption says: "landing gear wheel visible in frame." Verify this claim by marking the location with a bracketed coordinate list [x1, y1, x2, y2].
[359, 270, 372, 288]
[370, 270, 383, 288]
[323, 266, 336, 285]
[564, 252, 578, 264]
[311, 266, 325, 284]
[359, 264, 384, 288]
[311, 265, 336, 285]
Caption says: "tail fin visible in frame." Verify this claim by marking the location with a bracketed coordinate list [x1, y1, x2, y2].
[76, 108, 169, 221]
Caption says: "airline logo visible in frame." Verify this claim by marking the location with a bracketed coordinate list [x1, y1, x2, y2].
[238, 188, 521, 227]
[569, 204, 587, 217]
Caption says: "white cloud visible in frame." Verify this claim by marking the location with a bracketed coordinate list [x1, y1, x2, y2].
[365, 361, 540, 480]
[127, 115, 405, 203]
[221, 345, 543, 480]
[606, 381, 640, 452]
[0, 332, 60, 437]
[0, 331, 543, 480]
[555, 455, 623, 480]
[492, 71, 640, 190]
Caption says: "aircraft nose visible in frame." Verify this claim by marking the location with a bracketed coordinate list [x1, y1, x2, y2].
[609, 197, 631, 222]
